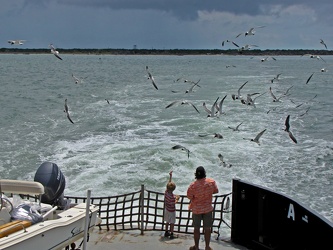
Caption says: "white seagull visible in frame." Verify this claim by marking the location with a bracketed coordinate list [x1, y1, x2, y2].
[243, 129, 266, 145]
[261, 56, 277, 62]
[8, 40, 26, 45]
[320, 39, 327, 49]
[64, 99, 74, 124]
[165, 100, 200, 114]
[218, 153, 232, 168]
[228, 122, 243, 132]
[222, 40, 239, 48]
[172, 145, 190, 158]
[49, 44, 63, 60]
[203, 97, 219, 117]
[198, 133, 223, 139]
[232, 81, 248, 100]
[241, 92, 260, 105]
[145, 66, 158, 90]
[71, 73, 88, 84]
[246, 92, 266, 108]
[302, 54, 326, 63]
[236, 26, 265, 38]
[281, 85, 293, 96]
[185, 79, 201, 94]
[299, 107, 310, 117]
[291, 94, 317, 109]
[216, 95, 227, 116]
[269, 87, 285, 102]
[271, 73, 282, 83]
[183, 79, 202, 86]
[306, 73, 314, 84]
[284, 115, 297, 144]
[238, 44, 259, 52]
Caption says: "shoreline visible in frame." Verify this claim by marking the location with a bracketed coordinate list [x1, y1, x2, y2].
[0, 48, 332, 56]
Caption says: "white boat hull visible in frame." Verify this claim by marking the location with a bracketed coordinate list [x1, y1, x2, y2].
[0, 203, 100, 250]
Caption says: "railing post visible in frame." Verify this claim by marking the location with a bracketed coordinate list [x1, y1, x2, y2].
[83, 189, 91, 250]
[140, 184, 144, 235]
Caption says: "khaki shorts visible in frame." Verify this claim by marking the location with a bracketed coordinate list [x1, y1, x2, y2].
[164, 209, 176, 223]
[192, 211, 213, 228]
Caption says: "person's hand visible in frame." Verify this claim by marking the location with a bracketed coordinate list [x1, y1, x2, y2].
[175, 195, 180, 203]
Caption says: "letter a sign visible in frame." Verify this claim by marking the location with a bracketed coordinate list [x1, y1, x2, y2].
[287, 203, 295, 221]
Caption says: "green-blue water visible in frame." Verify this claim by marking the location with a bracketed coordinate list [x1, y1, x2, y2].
[0, 54, 332, 223]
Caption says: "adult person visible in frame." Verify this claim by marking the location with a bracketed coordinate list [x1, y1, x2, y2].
[187, 166, 219, 250]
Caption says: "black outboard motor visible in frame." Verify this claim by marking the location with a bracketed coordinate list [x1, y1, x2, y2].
[34, 162, 67, 209]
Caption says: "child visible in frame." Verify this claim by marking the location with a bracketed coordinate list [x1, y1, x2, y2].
[164, 170, 179, 239]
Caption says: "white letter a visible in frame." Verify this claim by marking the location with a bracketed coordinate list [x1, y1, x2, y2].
[287, 203, 295, 221]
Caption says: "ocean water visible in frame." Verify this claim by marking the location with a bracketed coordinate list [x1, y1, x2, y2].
[0, 53, 332, 222]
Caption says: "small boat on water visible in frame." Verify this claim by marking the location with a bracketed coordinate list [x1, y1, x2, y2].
[0, 162, 100, 250]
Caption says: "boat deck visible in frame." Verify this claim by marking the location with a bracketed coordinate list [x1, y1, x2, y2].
[81, 227, 248, 250]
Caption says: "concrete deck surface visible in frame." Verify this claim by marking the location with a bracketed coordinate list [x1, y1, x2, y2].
[77, 228, 248, 250]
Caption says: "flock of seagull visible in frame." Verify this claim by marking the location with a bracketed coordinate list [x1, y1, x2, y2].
[144, 27, 328, 166]
[163, 67, 315, 165]
[221, 26, 328, 52]
[8, 41, 75, 124]
[7, 29, 328, 168]
[160, 70, 303, 165]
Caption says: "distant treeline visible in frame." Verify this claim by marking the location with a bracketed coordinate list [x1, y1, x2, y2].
[0, 48, 332, 56]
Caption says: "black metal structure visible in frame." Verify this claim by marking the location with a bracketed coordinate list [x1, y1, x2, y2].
[231, 178, 333, 250]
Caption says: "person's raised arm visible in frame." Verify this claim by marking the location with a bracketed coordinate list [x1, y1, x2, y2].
[169, 170, 173, 182]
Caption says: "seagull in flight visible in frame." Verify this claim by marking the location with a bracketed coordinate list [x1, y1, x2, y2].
[146, 66, 158, 90]
[198, 133, 223, 139]
[203, 102, 216, 117]
[218, 153, 232, 168]
[64, 99, 74, 124]
[299, 107, 310, 117]
[320, 39, 327, 49]
[238, 44, 259, 52]
[165, 100, 200, 114]
[49, 44, 63, 60]
[236, 26, 265, 38]
[284, 115, 297, 144]
[306, 73, 314, 84]
[183, 78, 202, 86]
[232, 81, 248, 101]
[243, 129, 266, 145]
[185, 79, 201, 94]
[226, 65, 236, 68]
[291, 94, 317, 109]
[228, 122, 243, 131]
[269, 87, 285, 102]
[203, 96, 219, 117]
[271, 73, 282, 83]
[240, 92, 260, 105]
[8, 40, 26, 45]
[302, 54, 326, 63]
[246, 92, 266, 108]
[216, 95, 227, 116]
[222, 40, 239, 48]
[261, 56, 277, 62]
[281, 85, 293, 96]
[72, 73, 88, 84]
[172, 145, 190, 158]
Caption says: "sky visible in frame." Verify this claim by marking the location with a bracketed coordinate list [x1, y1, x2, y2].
[1, 0, 332, 50]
